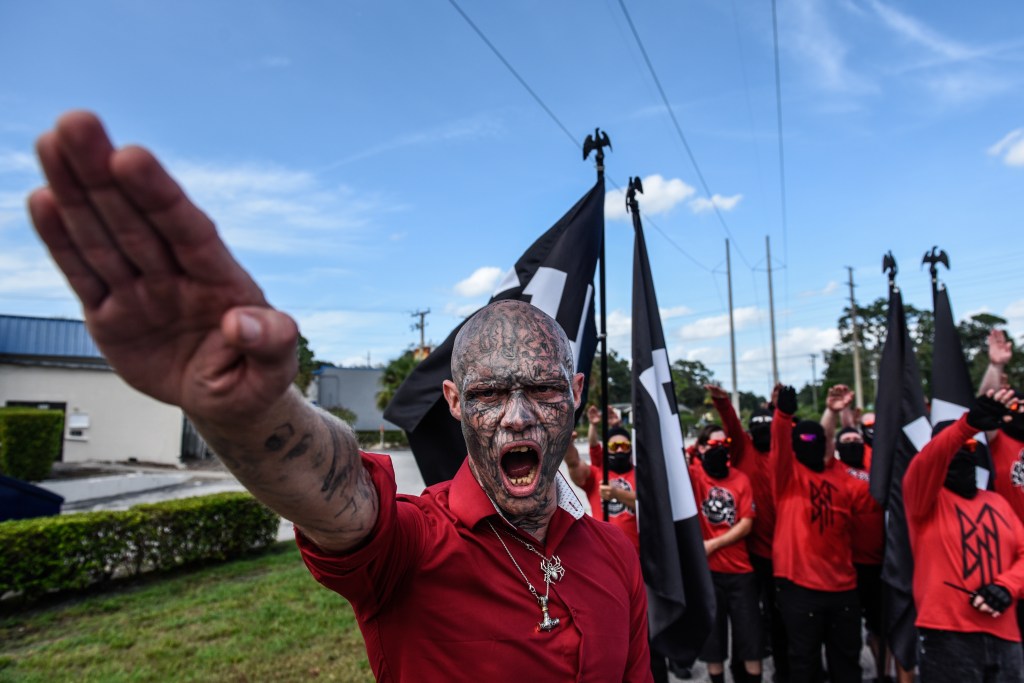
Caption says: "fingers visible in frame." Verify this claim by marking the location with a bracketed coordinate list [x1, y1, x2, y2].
[222, 307, 299, 364]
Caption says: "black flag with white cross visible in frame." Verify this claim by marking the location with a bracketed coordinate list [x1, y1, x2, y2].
[630, 209, 715, 665]
[870, 278, 930, 670]
[384, 181, 603, 486]
[931, 280, 995, 488]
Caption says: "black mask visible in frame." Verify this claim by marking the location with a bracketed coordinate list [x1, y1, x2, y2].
[748, 409, 773, 453]
[792, 421, 826, 472]
[607, 451, 633, 474]
[836, 441, 865, 469]
[944, 451, 978, 499]
[1002, 414, 1024, 444]
[701, 446, 730, 479]
[862, 424, 874, 448]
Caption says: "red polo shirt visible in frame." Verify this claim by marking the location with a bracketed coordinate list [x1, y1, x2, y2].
[838, 464, 884, 566]
[904, 417, 1024, 642]
[581, 443, 640, 551]
[712, 395, 776, 560]
[296, 452, 653, 682]
[771, 408, 857, 592]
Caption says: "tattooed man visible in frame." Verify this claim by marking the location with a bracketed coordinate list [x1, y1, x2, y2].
[28, 112, 652, 683]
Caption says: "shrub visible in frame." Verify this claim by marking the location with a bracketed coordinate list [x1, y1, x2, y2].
[0, 492, 279, 600]
[0, 408, 64, 481]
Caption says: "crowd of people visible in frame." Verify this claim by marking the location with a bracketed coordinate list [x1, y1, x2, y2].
[571, 330, 1024, 683]
[25, 110, 1024, 683]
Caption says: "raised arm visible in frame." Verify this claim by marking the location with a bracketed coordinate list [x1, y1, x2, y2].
[821, 384, 854, 461]
[28, 111, 377, 553]
[773, 384, 797, 496]
[979, 329, 1012, 396]
[707, 384, 746, 466]
[563, 433, 592, 489]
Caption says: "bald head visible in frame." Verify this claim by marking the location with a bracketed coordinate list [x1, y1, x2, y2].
[451, 300, 574, 387]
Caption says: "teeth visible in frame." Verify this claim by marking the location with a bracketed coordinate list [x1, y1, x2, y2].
[509, 467, 537, 487]
[509, 446, 530, 453]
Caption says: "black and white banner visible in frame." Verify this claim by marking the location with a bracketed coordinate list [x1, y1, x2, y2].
[870, 281, 928, 670]
[384, 181, 603, 486]
[631, 211, 714, 665]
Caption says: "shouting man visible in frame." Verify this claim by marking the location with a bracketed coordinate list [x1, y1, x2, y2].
[27, 111, 652, 682]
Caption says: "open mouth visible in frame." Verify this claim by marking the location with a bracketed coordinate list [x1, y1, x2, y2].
[501, 444, 540, 492]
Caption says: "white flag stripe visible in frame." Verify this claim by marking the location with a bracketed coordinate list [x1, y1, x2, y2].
[903, 416, 932, 453]
[930, 397, 968, 426]
[640, 348, 697, 521]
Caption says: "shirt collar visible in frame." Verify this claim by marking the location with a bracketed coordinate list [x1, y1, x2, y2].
[449, 458, 585, 532]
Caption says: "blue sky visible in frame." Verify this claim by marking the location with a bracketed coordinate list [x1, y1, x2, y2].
[2, 1, 1023, 399]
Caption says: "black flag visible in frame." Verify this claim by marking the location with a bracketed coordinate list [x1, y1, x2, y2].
[630, 211, 715, 664]
[931, 281, 994, 486]
[870, 280, 930, 670]
[384, 181, 603, 485]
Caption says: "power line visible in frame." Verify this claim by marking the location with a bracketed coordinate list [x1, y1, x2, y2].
[615, 0, 753, 269]
[770, 0, 789, 269]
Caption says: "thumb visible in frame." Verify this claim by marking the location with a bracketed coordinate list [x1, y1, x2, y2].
[222, 306, 300, 368]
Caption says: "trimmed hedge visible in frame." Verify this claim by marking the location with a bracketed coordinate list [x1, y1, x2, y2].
[0, 408, 64, 481]
[0, 492, 279, 599]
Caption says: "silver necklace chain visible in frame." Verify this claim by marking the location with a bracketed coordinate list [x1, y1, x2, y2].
[487, 520, 565, 632]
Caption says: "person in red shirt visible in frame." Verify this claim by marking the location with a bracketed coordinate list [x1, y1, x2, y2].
[706, 384, 788, 683]
[690, 432, 763, 683]
[564, 405, 639, 550]
[772, 385, 861, 683]
[904, 390, 1024, 683]
[26, 113, 654, 683]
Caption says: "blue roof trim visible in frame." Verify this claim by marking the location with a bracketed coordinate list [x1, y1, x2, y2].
[0, 314, 104, 359]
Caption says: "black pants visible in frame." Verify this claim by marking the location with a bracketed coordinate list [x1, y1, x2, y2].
[775, 579, 861, 683]
[918, 628, 1024, 683]
[751, 554, 789, 680]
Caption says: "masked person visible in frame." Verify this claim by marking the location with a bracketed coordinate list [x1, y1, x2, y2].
[706, 384, 788, 682]
[689, 425, 763, 683]
[28, 112, 654, 683]
[564, 405, 638, 550]
[772, 385, 861, 683]
[904, 389, 1024, 683]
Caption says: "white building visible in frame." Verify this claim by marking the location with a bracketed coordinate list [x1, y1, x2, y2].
[0, 314, 188, 466]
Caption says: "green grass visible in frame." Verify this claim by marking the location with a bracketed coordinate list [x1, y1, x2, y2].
[0, 543, 374, 682]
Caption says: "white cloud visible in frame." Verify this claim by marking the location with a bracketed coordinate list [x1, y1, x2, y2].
[866, 0, 971, 61]
[169, 160, 390, 254]
[787, 0, 873, 94]
[676, 306, 761, 341]
[323, 116, 505, 169]
[0, 249, 74, 301]
[660, 305, 693, 320]
[799, 280, 840, 298]
[453, 266, 503, 297]
[0, 150, 36, 174]
[444, 301, 482, 318]
[1003, 299, 1024, 339]
[605, 175, 696, 222]
[988, 129, 1024, 167]
[689, 194, 742, 214]
[295, 310, 393, 365]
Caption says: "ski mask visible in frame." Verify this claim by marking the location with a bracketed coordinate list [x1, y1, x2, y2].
[748, 407, 773, 453]
[792, 421, 826, 472]
[861, 413, 875, 448]
[701, 444, 730, 479]
[606, 427, 633, 474]
[835, 427, 865, 469]
[934, 421, 979, 499]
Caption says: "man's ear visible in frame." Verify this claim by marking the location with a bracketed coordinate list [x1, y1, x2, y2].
[443, 379, 462, 421]
[572, 372, 585, 410]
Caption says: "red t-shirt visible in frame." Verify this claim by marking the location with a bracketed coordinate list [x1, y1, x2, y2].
[689, 463, 755, 574]
[712, 395, 776, 560]
[904, 417, 1024, 642]
[771, 408, 857, 592]
[296, 453, 653, 682]
[582, 444, 640, 551]
[837, 464, 884, 566]
[990, 431, 1024, 525]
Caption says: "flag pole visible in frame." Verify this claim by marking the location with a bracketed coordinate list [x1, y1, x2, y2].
[584, 128, 612, 520]
[922, 245, 950, 298]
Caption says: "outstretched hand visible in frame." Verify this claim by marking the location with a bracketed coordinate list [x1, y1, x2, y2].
[967, 389, 1015, 432]
[28, 112, 299, 425]
[705, 384, 729, 401]
[826, 384, 854, 413]
[777, 385, 798, 416]
[989, 329, 1013, 367]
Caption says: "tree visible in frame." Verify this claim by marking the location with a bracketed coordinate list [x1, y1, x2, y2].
[670, 359, 716, 413]
[294, 334, 318, 393]
[586, 349, 632, 408]
[376, 350, 420, 412]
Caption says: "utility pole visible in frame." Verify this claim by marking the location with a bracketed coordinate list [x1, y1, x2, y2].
[766, 236, 779, 385]
[726, 239, 739, 410]
[411, 309, 430, 352]
[846, 267, 865, 410]
[810, 353, 818, 410]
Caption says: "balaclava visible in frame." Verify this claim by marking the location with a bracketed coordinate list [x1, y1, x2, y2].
[701, 443, 730, 479]
[835, 427, 866, 469]
[748, 407, 773, 453]
[934, 420, 979, 499]
[606, 426, 633, 474]
[792, 420, 826, 472]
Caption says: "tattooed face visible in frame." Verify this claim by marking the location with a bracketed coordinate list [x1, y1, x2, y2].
[443, 300, 583, 526]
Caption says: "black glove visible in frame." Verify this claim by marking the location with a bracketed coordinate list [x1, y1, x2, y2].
[967, 394, 1009, 431]
[974, 583, 1013, 613]
[777, 385, 798, 416]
